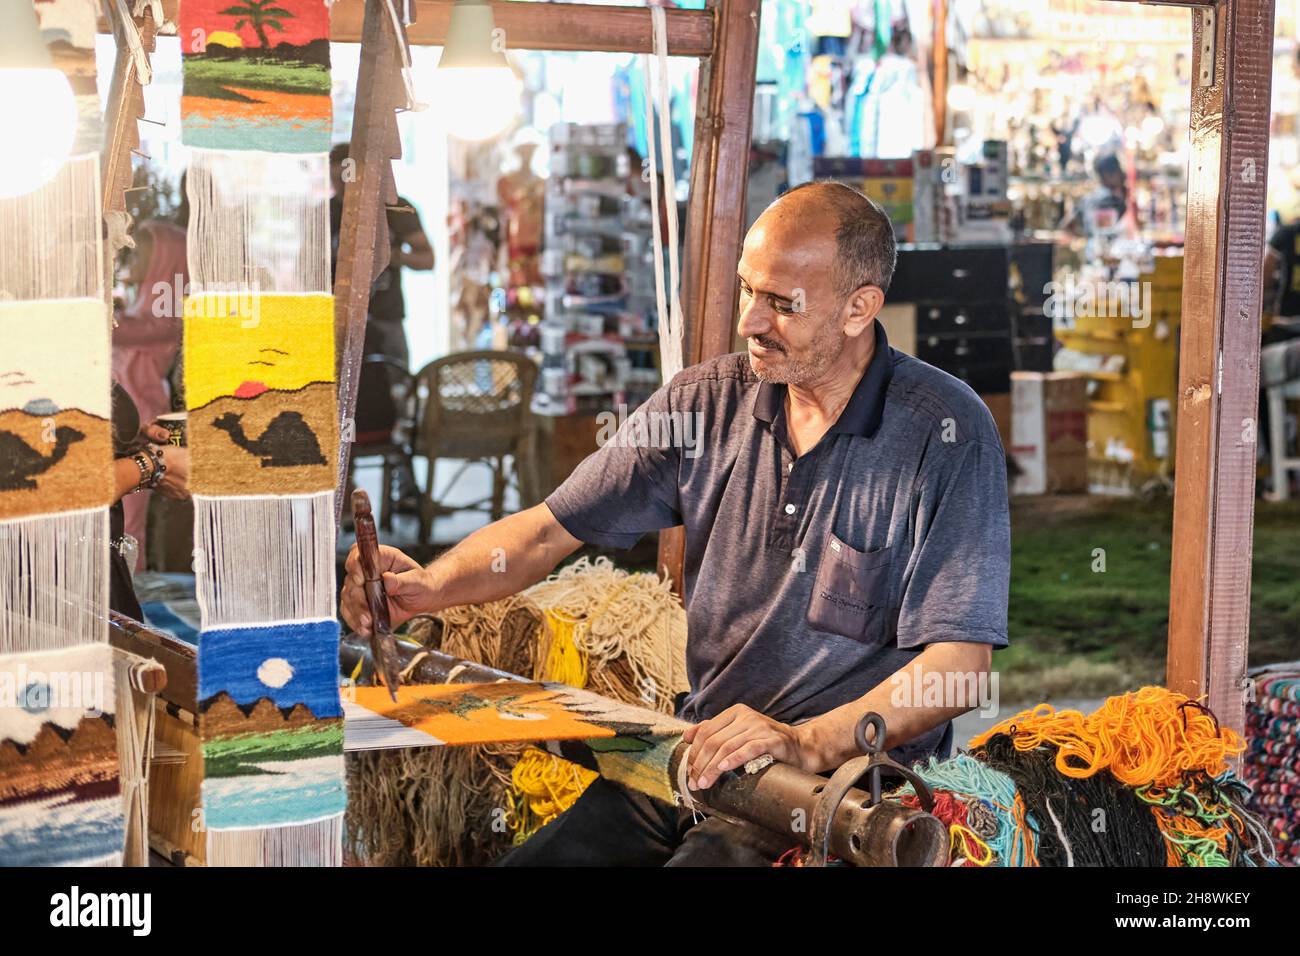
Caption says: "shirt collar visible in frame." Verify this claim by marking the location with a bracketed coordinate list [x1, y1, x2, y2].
[751, 321, 894, 439]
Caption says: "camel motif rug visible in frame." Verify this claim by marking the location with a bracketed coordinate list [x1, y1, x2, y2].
[0, 33, 116, 881]
[0, 300, 112, 521]
[183, 292, 337, 496]
[180, 0, 332, 154]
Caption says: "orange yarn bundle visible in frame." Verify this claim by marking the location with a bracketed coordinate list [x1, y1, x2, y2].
[969, 686, 1245, 789]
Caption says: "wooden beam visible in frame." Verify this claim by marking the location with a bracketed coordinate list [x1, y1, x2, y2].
[100, 7, 154, 223]
[333, 0, 405, 526]
[657, 0, 761, 592]
[109, 613, 197, 713]
[1167, 0, 1274, 738]
[101, 1, 714, 55]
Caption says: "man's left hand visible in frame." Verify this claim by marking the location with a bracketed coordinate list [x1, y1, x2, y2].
[681, 704, 818, 791]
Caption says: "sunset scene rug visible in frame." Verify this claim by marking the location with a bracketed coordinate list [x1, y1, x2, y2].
[181, 0, 331, 153]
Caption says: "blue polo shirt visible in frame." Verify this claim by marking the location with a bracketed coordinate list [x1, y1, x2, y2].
[546, 323, 1010, 762]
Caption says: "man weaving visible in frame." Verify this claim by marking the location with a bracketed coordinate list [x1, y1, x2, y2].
[340, 182, 1011, 866]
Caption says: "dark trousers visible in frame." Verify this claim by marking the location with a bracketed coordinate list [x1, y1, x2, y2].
[496, 777, 792, 867]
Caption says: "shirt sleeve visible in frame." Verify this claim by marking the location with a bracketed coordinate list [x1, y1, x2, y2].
[1267, 225, 1289, 254]
[895, 439, 1010, 649]
[544, 383, 683, 549]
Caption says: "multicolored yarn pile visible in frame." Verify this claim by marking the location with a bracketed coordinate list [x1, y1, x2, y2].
[343, 559, 688, 866]
[886, 687, 1275, 868]
[506, 557, 687, 843]
[1243, 667, 1300, 865]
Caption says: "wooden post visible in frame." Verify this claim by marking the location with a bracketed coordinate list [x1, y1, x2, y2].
[932, 0, 947, 147]
[100, 4, 157, 291]
[333, 0, 406, 526]
[657, 0, 762, 593]
[1167, 0, 1275, 737]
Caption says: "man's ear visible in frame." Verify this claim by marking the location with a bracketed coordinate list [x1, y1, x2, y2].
[843, 285, 885, 338]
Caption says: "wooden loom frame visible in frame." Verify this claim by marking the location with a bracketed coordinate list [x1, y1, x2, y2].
[99, 0, 1275, 741]
[325, 0, 762, 544]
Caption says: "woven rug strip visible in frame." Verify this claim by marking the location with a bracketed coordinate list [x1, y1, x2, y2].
[198, 620, 345, 830]
[0, 1, 124, 867]
[1246, 666, 1300, 865]
[0, 644, 123, 866]
[180, 0, 331, 154]
[344, 680, 689, 808]
[180, 0, 341, 866]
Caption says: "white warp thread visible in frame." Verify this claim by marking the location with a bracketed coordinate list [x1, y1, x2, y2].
[0, 154, 104, 302]
[186, 149, 332, 295]
[643, 8, 685, 381]
[0, 509, 109, 654]
[193, 492, 336, 629]
[206, 813, 344, 867]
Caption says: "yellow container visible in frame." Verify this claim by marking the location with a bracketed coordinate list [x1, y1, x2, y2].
[1055, 254, 1182, 490]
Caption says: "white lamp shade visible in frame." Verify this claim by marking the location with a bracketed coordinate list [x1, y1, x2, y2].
[0, 69, 78, 199]
[435, 66, 522, 142]
[436, 0, 521, 141]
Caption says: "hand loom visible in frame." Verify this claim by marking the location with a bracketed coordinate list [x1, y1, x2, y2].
[339, 634, 948, 867]
[107, 611, 946, 866]
[340, 455, 946, 867]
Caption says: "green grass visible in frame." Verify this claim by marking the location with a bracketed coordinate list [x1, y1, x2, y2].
[1001, 496, 1300, 703]
[202, 722, 343, 778]
[183, 57, 330, 99]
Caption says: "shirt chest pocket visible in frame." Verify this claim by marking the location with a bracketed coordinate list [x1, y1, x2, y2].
[806, 533, 892, 646]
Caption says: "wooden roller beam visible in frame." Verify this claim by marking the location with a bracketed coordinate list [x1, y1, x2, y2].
[109, 613, 197, 713]
[657, 0, 761, 594]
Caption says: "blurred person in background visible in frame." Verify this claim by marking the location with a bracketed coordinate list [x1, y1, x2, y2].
[112, 182, 189, 570]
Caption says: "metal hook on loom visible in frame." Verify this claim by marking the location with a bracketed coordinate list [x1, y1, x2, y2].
[807, 712, 938, 867]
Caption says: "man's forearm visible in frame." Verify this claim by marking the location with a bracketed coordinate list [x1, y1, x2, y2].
[800, 641, 994, 772]
[418, 504, 580, 613]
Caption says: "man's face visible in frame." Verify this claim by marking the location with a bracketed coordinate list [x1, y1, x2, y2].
[330, 160, 345, 199]
[736, 217, 847, 386]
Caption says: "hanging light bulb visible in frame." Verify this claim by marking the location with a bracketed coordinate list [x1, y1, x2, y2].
[946, 83, 977, 115]
[435, 0, 522, 141]
[0, 3, 78, 199]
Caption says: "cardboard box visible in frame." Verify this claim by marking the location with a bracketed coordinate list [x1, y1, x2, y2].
[980, 391, 1012, 450]
[1010, 372, 1088, 494]
[876, 303, 916, 356]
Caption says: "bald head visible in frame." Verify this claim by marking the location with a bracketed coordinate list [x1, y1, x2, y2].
[737, 182, 893, 387]
[762, 181, 897, 300]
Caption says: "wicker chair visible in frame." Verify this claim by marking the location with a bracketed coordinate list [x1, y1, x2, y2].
[346, 355, 416, 531]
[410, 350, 539, 541]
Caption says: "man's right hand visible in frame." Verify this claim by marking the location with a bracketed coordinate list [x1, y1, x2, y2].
[341, 544, 435, 637]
